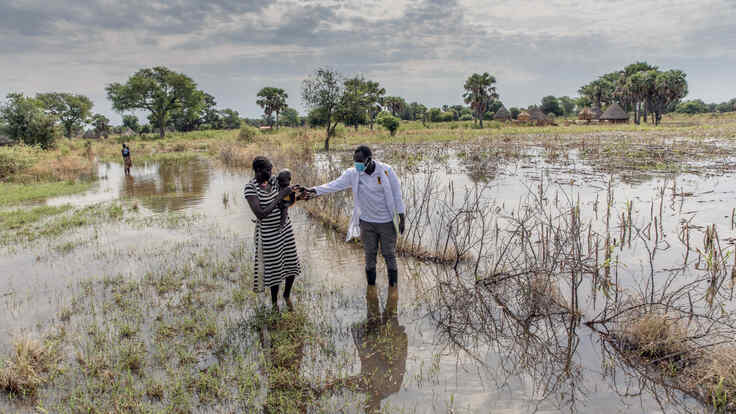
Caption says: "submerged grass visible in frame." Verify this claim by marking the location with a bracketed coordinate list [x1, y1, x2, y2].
[0, 181, 93, 207]
[0, 205, 71, 230]
[0, 202, 125, 246]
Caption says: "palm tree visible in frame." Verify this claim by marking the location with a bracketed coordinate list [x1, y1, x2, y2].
[462, 73, 498, 128]
[256, 87, 288, 128]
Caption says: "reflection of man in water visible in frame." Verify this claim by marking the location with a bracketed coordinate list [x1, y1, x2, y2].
[349, 285, 408, 413]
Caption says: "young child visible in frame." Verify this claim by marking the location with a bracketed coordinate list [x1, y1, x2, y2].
[277, 169, 297, 229]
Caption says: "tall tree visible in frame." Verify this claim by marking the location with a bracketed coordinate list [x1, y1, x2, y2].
[169, 90, 208, 132]
[256, 87, 288, 129]
[37, 92, 93, 137]
[302, 68, 343, 151]
[540, 96, 563, 116]
[122, 114, 141, 134]
[106, 66, 200, 138]
[0, 93, 59, 148]
[340, 76, 370, 131]
[91, 114, 111, 138]
[463, 72, 498, 128]
[218, 109, 241, 129]
[279, 107, 300, 127]
[364, 80, 385, 130]
[558, 96, 576, 117]
[383, 96, 406, 118]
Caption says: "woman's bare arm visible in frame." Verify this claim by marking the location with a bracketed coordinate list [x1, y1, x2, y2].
[246, 186, 291, 220]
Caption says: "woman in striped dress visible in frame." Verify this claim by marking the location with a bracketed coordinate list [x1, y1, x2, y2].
[244, 156, 301, 310]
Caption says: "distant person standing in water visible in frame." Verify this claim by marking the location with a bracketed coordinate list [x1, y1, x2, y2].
[121, 143, 132, 175]
[244, 156, 301, 311]
[303, 145, 405, 291]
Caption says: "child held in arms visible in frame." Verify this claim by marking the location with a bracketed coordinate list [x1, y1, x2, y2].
[277, 169, 303, 229]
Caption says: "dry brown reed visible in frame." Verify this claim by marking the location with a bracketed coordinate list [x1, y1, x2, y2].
[0, 335, 58, 397]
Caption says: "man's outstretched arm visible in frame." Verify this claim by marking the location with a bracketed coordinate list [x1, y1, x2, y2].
[304, 169, 353, 197]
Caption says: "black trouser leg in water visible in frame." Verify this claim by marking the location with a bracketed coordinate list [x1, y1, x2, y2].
[360, 220, 398, 286]
[366, 269, 377, 286]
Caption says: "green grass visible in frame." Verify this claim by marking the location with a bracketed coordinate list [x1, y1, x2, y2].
[0, 205, 71, 230]
[1, 203, 125, 245]
[0, 181, 93, 206]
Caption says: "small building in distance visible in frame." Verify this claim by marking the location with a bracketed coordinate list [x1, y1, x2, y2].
[517, 111, 531, 122]
[493, 106, 511, 122]
[528, 107, 548, 125]
[82, 130, 99, 139]
[600, 103, 629, 124]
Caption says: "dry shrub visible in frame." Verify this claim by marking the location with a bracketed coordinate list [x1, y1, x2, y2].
[27, 154, 95, 181]
[238, 124, 259, 143]
[0, 144, 42, 180]
[218, 143, 258, 169]
[0, 335, 58, 397]
[621, 312, 688, 360]
[690, 347, 736, 410]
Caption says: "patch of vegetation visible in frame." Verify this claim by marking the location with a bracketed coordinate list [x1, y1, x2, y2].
[1, 203, 124, 245]
[0, 204, 71, 230]
[0, 181, 93, 206]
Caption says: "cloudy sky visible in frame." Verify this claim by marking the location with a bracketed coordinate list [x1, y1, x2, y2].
[1, 0, 735, 121]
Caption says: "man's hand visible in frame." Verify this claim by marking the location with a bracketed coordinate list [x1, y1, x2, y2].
[398, 214, 405, 234]
[299, 186, 317, 200]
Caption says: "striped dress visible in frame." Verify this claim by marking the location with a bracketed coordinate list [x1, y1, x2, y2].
[244, 177, 301, 292]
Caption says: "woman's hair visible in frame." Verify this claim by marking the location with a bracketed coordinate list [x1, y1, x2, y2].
[252, 156, 271, 171]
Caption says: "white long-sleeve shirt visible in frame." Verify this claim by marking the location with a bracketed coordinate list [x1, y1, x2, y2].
[314, 161, 405, 238]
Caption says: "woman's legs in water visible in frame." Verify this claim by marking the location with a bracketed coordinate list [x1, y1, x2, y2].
[269, 276, 296, 311]
[270, 285, 279, 310]
[283, 276, 295, 310]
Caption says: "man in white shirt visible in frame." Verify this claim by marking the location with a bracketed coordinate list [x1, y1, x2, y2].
[304, 145, 406, 288]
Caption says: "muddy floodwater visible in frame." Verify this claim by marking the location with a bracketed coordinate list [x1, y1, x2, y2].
[3, 145, 736, 413]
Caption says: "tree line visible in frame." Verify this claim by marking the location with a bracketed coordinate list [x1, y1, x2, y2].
[2, 63, 734, 150]
[577, 62, 689, 125]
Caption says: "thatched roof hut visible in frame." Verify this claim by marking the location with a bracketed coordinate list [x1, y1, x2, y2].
[517, 111, 531, 122]
[600, 103, 629, 123]
[493, 106, 511, 121]
[120, 128, 136, 137]
[528, 107, 548, 125]
[529, 107, 546, 121]
[83, 130, 98, 139]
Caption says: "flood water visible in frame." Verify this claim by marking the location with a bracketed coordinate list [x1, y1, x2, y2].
[3, 145, 736, 413]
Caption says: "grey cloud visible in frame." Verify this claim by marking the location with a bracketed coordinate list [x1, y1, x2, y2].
[1, 0, 735, 121]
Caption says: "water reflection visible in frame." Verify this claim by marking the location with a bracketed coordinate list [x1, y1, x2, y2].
[258, 310, 310, 414]
[347, 286, 408, 413]
[121, 159, 211, 212]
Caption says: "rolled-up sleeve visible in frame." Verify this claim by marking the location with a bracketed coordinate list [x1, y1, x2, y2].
[387, 167, 406, 214]
[315, 169, 353, 196]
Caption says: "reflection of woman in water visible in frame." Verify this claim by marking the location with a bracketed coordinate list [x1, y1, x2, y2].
[121, 143, 132, 175]
[258, 310, 311, 414]
[349, 285, 408, 413]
